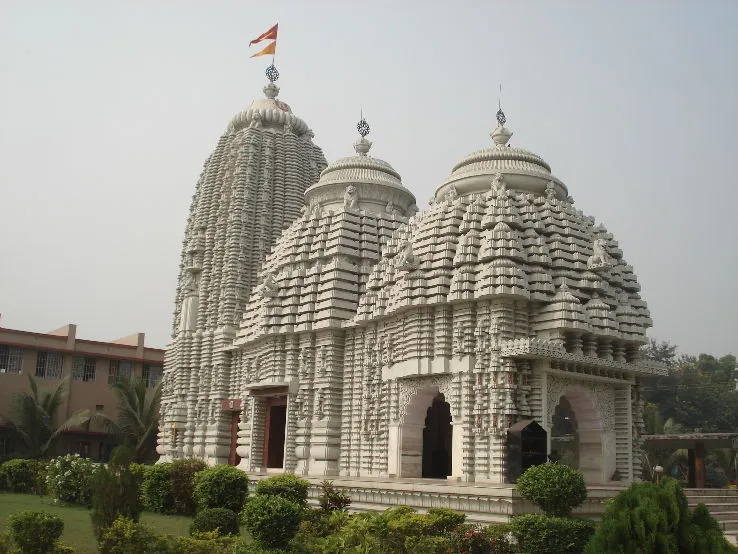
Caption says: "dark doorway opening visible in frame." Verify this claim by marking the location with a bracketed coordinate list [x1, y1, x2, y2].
[551, 396, 579, 469]
[263, 397, 287, 469]
[422, 394, 452, 478]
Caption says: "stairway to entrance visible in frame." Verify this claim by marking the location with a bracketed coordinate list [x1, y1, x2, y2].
[684, 488, 738, 542]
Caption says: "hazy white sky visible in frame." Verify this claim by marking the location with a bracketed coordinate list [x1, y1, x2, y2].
[1, 1, 736, 357]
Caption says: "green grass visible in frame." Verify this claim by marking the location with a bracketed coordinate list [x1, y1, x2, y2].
[0, 492, 193, 553]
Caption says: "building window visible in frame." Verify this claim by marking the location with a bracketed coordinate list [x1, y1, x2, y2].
[72, 356, 96, 382]
[0, 346, 24, 374]
[35, 351, 64, 379]
[0, 435, 11, 457]
[108, 359, 133, 385]
[142, 364, 162, 388]
[75, 441, 91, 458]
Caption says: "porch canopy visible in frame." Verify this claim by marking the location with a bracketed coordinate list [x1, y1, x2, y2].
[642, 433, 738, 488]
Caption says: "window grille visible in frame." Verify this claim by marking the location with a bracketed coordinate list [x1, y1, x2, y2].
[142, 364, 162, 388]
[108, 359, 133, 384]
[72, 356, 96, 382]
[0, 345, 24, 374]
[35, 351, 64, 379]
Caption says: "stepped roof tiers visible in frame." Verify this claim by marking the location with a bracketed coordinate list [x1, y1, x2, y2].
[158, 87, 664, 491]
[157, 73, 327, 463]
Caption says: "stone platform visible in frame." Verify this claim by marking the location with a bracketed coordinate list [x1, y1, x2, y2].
[248, 474, 625, 523]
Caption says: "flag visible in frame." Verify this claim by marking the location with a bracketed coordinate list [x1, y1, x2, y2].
[250, 41, 276, 58]
[249, 23, 278, 46]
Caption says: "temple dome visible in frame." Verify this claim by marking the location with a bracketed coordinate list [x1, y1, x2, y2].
[435, 112, 568, 201]
[227, 82, 312, 136]
[304, 134, 416, 215]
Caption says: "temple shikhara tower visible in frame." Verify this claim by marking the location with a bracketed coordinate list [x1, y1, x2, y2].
[158, 65, 664, 518]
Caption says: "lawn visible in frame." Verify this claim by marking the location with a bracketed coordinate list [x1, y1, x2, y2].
[0, 492, 193, 553]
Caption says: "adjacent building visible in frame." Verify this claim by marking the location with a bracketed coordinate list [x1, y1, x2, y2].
[0, 321, 164, 460]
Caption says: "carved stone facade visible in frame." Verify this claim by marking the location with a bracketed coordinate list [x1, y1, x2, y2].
[159, 98, 664, 490]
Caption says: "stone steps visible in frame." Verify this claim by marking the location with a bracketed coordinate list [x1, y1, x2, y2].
[684, 489, 738, 535]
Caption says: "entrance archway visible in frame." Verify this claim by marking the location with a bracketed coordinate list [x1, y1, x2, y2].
[422, 395, 452, 478]
[551, 389, 605, 484]
[389, 386, 454, 479]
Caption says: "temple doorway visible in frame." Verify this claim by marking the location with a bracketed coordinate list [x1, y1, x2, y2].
[550, 390, 604, 483]
[422, 394, 452, 478]
[263, 397, 287, 468]
[228, 411, 241, 466]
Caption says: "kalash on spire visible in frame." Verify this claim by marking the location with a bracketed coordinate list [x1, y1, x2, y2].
[156, 24, 327, 465]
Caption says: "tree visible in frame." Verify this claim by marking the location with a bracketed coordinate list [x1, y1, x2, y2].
[0, 375, 68, 458]
[61, 377, 162, 463]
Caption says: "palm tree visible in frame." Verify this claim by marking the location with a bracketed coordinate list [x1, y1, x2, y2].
[0, 375, 68, 458]
[61, 377, 162, 463]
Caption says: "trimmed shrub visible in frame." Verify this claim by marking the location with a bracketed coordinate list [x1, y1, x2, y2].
[516, 462, 587, 517]
[140, 463, 174, 514]
[193, 465, 249, 513]
[170, 458, 207, 516]
[241, 494, 302, 549]
[97, 517, 171, 554]
[450, 524, 515, 554]
[317, 479, 351, 512]
[175, 531, 246, 554]
[190, 508, 239, 537]
[2, 459, 38, 493]
[512, 514, 594, 554]
[91, 447, 142, 539]
[45, 454, 99, 505]
[584, 477, 736, 554]
[8, 511, 64, 554]
[254, 473, 309, 506]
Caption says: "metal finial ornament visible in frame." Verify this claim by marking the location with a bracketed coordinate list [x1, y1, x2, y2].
[357, 117, 370, 137]
[265, 64, 279, 83]
[496, 108, 506, 126]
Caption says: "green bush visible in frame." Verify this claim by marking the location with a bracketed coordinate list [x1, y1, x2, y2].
[317, 479, 351, 512]
[97, 516, 171, 554]
[512, 514, 594, 554]
[190, 508, 239, 537]
[170, 458, 207, 516]
[175, 531, 245, 554]
[0, 533, 12, 554]
[254, 473, 310, 507]
[140, 463, 174, 514]
[2, 459, 39, 493]
[450, 524, 515, 554]
[91, 447, 141, 539]
[584, 477, 736, 554]
[516, 462, 587, 517]
[241, 494, 302, 549]
[45, 454, 99, 505]
[193, 465, 249, 513]
[8, 511, 64, 554]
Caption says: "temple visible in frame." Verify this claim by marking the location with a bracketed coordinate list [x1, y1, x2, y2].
[157, 66, 665, 510]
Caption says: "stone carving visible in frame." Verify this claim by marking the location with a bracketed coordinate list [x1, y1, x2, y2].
[397, 375, 453, 420]
[545, 181, 557, 200]
[588, 238, 614, 270]
[249, 111, 262, 128]
[344, 185, 359, 211]
[394, 241, 418, 270]
[546, 375, 616, 431]
[385, 200, 402, 216]
[259, 273, 279, 298]
[446, 186, 458, 202]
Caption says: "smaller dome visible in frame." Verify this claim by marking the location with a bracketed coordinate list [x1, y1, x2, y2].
[227, 82, 311, 136]
[304, 122, 416, 215]
[435, 111, 568, 200]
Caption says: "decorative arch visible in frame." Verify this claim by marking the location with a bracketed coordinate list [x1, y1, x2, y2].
[390, 376, 454, 479]
[547, 377, 616, 484]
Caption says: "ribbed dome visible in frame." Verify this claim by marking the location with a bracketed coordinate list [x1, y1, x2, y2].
[435, 114, 568, 201]
[227, 82, 312, 136]
[304, 135, 416, 215]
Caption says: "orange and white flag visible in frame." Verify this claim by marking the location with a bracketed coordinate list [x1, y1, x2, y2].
[249, 24, 278, 57]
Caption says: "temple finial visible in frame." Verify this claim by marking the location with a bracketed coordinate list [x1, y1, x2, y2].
[491, 85, 512, 146]
[354, 113, 372, 156]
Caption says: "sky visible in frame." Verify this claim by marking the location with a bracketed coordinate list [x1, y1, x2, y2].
[0, 1, 736, 356]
